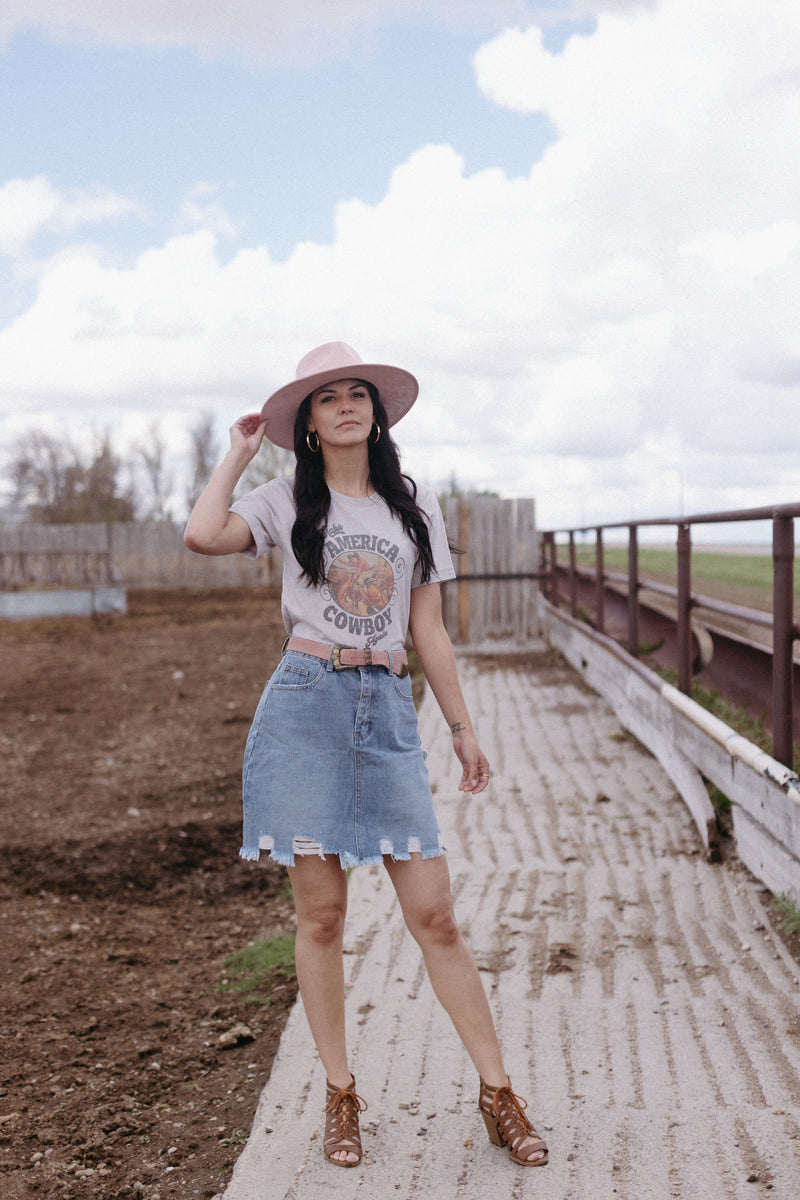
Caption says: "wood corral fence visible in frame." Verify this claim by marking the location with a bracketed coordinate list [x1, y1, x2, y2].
[440, 496, 538, 643]
[0, 521, 282, 593]
[0, 497, 538, 640]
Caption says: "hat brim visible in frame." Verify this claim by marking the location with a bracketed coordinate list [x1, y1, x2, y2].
[260, 363, 419, 451]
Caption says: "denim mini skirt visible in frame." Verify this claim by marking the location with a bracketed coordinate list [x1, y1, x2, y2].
[239, 650, 446, 868]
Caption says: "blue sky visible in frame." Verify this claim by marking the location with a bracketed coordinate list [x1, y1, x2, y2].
[1, 21, 557, 262]
[1, 0, 799, 533]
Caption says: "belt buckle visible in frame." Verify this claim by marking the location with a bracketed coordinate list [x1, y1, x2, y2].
[331, 644, 355, 670]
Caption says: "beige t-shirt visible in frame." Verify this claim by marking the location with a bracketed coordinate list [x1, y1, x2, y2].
[230, 478, 455, 651]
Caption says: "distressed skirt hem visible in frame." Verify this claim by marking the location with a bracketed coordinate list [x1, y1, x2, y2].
[239, 838, 447, 870]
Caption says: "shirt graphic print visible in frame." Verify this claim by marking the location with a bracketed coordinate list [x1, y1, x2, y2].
[320, 523, 405, 647]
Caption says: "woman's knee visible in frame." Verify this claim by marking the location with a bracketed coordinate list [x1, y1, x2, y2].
[297, 900, 347, 946]
[406, 898, 460, 947]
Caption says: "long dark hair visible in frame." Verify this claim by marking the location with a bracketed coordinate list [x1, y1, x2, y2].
[290, 383, 435, 587]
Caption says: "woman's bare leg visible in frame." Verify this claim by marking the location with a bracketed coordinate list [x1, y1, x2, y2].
[383, 853, 545, 1163]
[287, 854, 357, 1164]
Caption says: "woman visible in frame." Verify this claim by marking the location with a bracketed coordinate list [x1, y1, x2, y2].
[184, 342, 548, 1169]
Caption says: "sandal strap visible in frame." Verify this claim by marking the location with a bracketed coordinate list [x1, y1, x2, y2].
[324, 1078, 368, 1160]
[480, 1079, 547, 1159]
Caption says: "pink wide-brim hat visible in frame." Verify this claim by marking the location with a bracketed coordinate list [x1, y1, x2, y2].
[261, 341, 419, 450]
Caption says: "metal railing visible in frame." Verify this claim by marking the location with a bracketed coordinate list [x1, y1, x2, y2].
[540, 502, 800, 768]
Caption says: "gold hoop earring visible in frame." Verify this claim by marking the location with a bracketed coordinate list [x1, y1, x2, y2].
[368, 423, 381, 445]
[306, 430, 320, 453]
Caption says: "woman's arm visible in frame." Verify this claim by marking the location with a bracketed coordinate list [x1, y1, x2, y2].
[184, 414, 268, 556]
[408, 582, 490, 795]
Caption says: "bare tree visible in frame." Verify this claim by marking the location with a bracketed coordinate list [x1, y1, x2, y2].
[7, 428, 135, 523]
[185, 414, 220, 516]
[135, 420, 170, 522]
[236, 437, 294, 497]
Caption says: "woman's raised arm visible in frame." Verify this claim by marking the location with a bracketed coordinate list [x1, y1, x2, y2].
[184, 413, 268, 556]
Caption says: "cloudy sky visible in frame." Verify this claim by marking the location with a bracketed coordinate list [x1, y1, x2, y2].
[0, 0, 798, 534]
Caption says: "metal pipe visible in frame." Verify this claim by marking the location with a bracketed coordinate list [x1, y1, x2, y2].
[565, 500, 800, 533]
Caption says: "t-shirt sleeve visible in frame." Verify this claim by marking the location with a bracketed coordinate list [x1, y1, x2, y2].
[412, 485, 456, 587]
[229, 477, 293, 559]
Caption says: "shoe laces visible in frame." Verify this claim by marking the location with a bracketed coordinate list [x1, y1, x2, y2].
[325, 1083, 368, 1128]
[488, 1083, 533, 1131]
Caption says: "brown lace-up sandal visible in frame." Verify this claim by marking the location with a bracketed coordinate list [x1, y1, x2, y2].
[478, 1078, 548, 1166]
[323, 1076, 368, 1167]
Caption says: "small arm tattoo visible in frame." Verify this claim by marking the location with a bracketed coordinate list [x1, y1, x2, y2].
[450, 721, 466, 734]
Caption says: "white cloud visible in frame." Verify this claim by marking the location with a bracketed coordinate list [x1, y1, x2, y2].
[179, 185, 239, 240]
[0, 176, 137, 259]
[2, 0, 800, 532]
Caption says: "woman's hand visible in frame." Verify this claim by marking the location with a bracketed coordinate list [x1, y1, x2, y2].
[184, 414, 268, 556]
[230, 413, 269, 461]
[451, 728, 491, 795]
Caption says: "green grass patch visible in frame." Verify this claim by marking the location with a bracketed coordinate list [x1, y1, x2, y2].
[218, 934, 296, 1004]
[771, 892, 800, 937]
[707, 783, 732, 815]
[573, 547, 797, 610]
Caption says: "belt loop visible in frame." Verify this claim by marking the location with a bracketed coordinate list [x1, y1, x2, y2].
[281, 634, 290, 656]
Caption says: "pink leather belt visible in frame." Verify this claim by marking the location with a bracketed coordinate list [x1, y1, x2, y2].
[284, 636, 409, 678]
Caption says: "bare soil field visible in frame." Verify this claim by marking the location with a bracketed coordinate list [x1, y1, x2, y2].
[0, 589, 298, 1200]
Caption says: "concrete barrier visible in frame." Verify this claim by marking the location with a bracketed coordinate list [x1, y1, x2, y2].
[0, 587, 128, 620]
[540, 594, 800, 898]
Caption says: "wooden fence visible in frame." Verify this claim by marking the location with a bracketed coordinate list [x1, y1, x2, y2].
[441, 496, 538, 643]
[0, 521, 282, 592]
[1, 497, 538, 640]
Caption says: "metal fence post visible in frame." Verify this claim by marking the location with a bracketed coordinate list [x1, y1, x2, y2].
[595, 528, 605, 634]
[772, 513, 795, 767]
[569, 531, 578, 617]
[549, 535, 560, 609]
[677, 523, 692, 694]
[628, 525, 639, 657]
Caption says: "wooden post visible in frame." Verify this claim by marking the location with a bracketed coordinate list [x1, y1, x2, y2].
[458, 499, 471, 643]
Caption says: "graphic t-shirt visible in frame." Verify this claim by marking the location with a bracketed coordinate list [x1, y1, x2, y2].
[230, 478, 455, 650]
